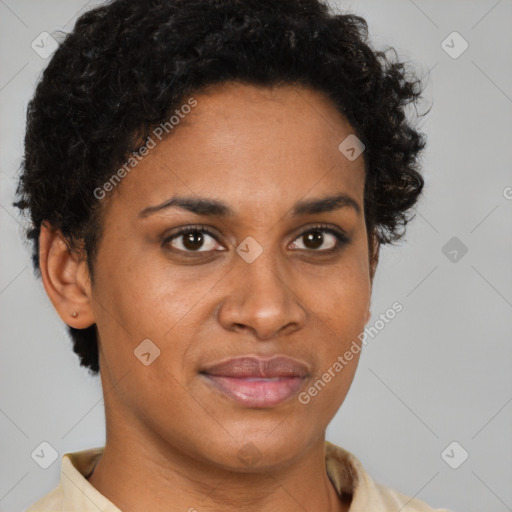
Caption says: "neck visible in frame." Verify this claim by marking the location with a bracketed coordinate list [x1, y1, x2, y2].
[87, 427, 350, 512]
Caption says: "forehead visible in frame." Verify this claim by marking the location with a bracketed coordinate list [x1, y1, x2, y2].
[180, 81, 354, 149]
[104, 81, 365, 219]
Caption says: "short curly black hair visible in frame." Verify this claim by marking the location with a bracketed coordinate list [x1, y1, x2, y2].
[13, 0, 428, 376]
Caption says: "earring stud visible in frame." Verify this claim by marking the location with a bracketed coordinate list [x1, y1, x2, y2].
[71, 311, 78, 318]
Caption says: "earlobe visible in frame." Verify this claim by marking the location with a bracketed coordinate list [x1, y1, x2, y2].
[39, 222, 95, 329]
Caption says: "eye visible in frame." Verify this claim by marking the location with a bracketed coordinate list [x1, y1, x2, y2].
[289, 225, 349, 254]
[162, 226, 225, 253]
[162, 224, 349, 256]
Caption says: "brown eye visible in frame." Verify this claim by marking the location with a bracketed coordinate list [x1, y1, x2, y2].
[302, 230, 327, 250]
[163, 227, 224, 253]
[289, 226, 349, 254]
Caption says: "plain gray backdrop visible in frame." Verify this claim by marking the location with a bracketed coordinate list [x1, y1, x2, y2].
[1, 1, 511, 511]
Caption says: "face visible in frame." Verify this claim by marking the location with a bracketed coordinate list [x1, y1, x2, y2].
[84, 82, 377, 470]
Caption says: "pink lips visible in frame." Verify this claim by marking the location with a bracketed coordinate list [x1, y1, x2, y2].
[201, 356, 309, 408]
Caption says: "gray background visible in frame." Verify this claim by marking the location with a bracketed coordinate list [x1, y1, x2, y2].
[1, 1, 511, 511]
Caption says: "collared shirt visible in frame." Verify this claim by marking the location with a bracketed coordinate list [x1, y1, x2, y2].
[26, 441, 451, 511]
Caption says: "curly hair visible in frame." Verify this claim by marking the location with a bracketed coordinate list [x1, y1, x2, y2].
[13, 0, 427, 376]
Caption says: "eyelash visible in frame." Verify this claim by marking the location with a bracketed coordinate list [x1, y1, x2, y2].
[161, 223, 350, 256]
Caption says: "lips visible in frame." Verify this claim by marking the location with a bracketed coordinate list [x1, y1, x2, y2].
[201, 356, 309, 379]
[200, 356, 309, 408]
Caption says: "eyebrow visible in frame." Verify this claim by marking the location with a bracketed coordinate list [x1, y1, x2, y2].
[138, 193, 361, 219]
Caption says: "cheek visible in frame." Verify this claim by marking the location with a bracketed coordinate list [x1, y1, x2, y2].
[296, 270, 369, 419]
[91, 257, 232, 389]
[302, 260, 371, 333]
[296, 258, 370, 399]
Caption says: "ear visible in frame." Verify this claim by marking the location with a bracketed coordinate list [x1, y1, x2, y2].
[39, 221, 95, 329]
[365, 231, 380, 324]
[368, 232, 380, 284]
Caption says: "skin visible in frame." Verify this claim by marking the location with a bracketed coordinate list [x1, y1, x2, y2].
[39, 81, 379, 512]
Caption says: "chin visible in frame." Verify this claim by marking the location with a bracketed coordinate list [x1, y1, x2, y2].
[200, 430, 313, 473]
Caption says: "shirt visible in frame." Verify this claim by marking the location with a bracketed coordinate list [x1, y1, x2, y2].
[26, 441, 452, 511]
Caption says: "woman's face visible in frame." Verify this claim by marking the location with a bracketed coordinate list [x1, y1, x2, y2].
[88, 82, 377, 470]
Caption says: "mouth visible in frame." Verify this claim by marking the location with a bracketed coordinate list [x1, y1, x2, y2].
[200, 355, 309, 408]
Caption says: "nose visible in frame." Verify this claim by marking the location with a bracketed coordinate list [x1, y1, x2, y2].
[216, 248, 307, 340]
